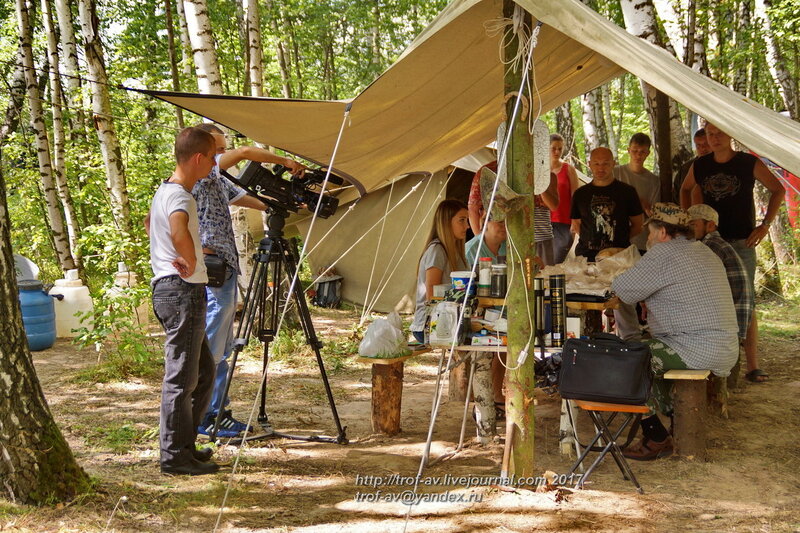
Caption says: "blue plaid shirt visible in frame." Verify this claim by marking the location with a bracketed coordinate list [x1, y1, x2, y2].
[701, 231, 754, 339]
[191, 158, 246, 273]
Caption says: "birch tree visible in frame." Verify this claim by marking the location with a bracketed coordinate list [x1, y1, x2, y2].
[245, 0, 264, 97]
[41, 0, 82, 264]
[183, 0, 223, 95]
[53, 0, 85, 133]
[16, 0, 76, 272]
[173, 0, 196, 91]
[620, 0, 693, 175]
[754, 0, 798, 118]
[77, 0, 132, 234]
[581, 88, 608, 152]
[265, 0, 292, 97]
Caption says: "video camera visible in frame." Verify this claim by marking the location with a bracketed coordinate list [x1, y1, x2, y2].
[222, 161, 343, 218]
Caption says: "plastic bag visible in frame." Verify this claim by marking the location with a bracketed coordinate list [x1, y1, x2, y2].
[358, 312, 410, 359]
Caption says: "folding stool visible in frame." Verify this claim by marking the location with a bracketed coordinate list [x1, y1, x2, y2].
[566, 400, 649, 494]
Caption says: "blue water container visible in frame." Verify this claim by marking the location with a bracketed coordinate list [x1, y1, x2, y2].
[18, 280, 56, 351]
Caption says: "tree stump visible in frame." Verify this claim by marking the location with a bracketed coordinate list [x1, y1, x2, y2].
[370, 360, 404, 435]
[449, 349, 470, 401]
[666, 370, 710, 460]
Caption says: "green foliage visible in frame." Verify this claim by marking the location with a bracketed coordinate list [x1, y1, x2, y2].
[72, 284, 162, 382]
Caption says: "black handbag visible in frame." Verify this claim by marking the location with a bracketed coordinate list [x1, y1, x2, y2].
[203, 254, 227, 288]
[558, 333, 653, 405]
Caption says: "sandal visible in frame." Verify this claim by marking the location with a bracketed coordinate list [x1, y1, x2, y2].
[744, 369, 769, 383]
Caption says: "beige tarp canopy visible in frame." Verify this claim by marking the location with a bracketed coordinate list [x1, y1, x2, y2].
[144, 0, 800, 190]
[143, 0, 800, 311]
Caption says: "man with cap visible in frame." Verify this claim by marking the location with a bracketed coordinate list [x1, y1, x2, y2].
[611, 203, 738, 460]
[688, 204, 754, 349]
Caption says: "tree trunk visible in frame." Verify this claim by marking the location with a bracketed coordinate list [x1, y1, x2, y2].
[601, 83, 618, 156]
[174, 0, 196, 91]
[265, 0, 291, 98]
[245, 0, 264, 97]
[53, 0, 85, 134]
[0, 47, 26, 145]
[41, 0, 82, 268]
[0, 99, 90, 510]
[371, 1, 381, 72]
[620, 0, 693, 179]
[754, 182, 784, 294]
[287, 17, 304, 98]
[754, 0, 799, 118]
[653, 0, 685, 59]
[730, 0, 751, 95]
[182, 0, 223, 95]
[235, 0, 249, 96]
[77, 0, 132, 234]
[555, 100, 579, 168]
[16, 0, 75, 272]
[503, 0, 535, 477]
[164, 0, 185, 127]
[581, 88, 607, 153]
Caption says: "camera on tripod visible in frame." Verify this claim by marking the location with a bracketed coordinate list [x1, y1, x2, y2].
[233, 160, 342, 218]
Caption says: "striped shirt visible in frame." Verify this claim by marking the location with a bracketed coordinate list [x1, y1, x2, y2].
[701, 231, 754, 339]
[611, 236, 738, 376]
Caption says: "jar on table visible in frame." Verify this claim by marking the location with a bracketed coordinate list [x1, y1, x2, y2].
[477, 257, 492, 296]
[490, 264, 507, 298]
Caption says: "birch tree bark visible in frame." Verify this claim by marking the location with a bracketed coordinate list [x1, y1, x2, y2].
[182, 0, 223, 95]
[730, 0, 751, 95]
[53, 0, 85, 133]
[174, 0, 196, 91]
[41, 0, 82, 264]
[754, 0, 799, 118]
[653, 0, 685, 59]
[601, 83, 618, 156]
[554, 101, 576, 163]
[1, 48, 26, 146]
[16, 0, 75, 272]
[581, 88, 607, 152]
[245, 0, 264, 97]
[620, 0, 693, 177]
[77, 0, 132, 234]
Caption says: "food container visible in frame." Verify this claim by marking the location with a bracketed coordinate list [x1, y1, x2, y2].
[450, 271, 475, 293]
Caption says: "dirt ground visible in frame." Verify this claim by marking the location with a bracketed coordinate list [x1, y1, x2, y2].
[3, 302, 800, 533]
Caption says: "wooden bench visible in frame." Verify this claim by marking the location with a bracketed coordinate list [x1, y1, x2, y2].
[357, 347, 429, 435]
[664, 369, 728, 460]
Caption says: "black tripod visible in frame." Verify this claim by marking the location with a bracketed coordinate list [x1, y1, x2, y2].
[211, 207, 348, 444]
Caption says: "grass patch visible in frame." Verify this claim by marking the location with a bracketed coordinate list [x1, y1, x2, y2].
[82, 423, 158, 454]
[758, 299, 800, 340]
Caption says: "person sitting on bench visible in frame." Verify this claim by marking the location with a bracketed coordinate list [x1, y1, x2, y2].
[611, 203, 738, 460]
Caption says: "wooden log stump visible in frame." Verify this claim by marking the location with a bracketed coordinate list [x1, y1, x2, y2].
[708, 375, 729, 419]
[370, 361, 404, 435]
[449, 349, 470, 401]
[665, 369, 710, 460]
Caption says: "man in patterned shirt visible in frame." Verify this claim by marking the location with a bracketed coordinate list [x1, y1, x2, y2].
[612, 203, 738, 460]
[688, 204, 753, 342]
[193, 123, 307, 438]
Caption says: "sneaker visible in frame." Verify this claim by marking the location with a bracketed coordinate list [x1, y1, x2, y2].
[220, 411, 253, 434]
[197, 413, 243, 439]
[622, 436, 673, 461]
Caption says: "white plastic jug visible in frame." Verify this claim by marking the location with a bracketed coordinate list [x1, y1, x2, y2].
[49, 269, 94, 337]
[107, 262, 150, 327]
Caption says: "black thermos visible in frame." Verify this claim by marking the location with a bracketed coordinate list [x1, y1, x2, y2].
[549, 274, 566, 347]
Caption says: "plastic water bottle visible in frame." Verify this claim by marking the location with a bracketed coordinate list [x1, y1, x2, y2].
[49, 269, 94, 337]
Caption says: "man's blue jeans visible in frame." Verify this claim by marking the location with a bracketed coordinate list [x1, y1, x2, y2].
[204, 266, 238, 418]
[152, 276, 215, 467]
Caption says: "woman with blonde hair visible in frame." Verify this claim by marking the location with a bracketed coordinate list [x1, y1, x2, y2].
[410, 199, 469, 343]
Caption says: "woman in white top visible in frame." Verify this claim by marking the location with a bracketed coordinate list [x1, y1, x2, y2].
[410, 199, 469, 343]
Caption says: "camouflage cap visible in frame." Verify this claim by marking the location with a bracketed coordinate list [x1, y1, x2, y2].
[646, 202, 691, 227]
[686, 204, 719, 225]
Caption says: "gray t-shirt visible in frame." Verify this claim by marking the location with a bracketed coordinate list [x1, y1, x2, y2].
[614, 164, 660, 250]
[411, 240, 463, 332]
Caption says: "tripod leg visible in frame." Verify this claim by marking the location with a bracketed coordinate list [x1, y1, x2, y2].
[280, 239, 348, 444]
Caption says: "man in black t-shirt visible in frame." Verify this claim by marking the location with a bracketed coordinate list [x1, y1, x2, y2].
[571, 147, 644, 261]
[680, 123, 785, 383]
[571, 147, 644, 340]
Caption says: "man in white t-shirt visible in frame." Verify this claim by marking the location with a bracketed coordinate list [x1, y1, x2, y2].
[614, 133, 661, 253]
[147, 127, 219, 476]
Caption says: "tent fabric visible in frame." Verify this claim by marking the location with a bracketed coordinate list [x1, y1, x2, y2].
[297, 172, 449, 314]
[143, 0, 800, 187]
